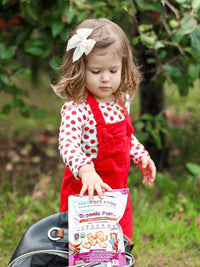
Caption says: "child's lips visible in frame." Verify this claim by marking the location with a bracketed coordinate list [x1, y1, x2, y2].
[99, 86, 111, 90]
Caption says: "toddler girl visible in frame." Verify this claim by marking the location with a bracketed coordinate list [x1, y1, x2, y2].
[53, 18, 156, 245]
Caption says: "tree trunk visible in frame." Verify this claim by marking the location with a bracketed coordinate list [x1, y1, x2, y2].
[137, 45, 169, 171]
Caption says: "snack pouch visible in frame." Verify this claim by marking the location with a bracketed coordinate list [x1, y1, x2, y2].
[68, 188, 129, 266]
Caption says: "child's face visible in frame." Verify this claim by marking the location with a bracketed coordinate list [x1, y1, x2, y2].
[85, 47, 122, 102]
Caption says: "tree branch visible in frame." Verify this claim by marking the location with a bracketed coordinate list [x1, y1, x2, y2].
[162, 0, 180, 20]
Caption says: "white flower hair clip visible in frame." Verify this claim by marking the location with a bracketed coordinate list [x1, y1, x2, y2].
[66, 28, 96, 63]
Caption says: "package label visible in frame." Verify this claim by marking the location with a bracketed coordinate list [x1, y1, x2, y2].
[68, 189, 129, 266]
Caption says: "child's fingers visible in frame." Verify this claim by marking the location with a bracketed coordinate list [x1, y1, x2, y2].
[80, 183, 88, 197]
[142, 176, 147, 185]
[80, 184, 95, 201]
[88, 185, 95, 201]
[95, 183, 112, 199]
[139, 155, 150, 169]
[94, 184, 104, 199]
[149, 160, 156, 180]
[102, 182, 112, 192]
[80, 182, 112, 202]
[141, 156, 148, 168]
[147, 177, 154, 186]
[152, 166, 156, 180]
[139, 157, 156, 186]
[147, 163, 156, 186]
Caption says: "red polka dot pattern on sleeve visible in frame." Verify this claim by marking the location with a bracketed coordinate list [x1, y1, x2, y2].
[130, 134, 149, 166]
[59, 101, 95, 179]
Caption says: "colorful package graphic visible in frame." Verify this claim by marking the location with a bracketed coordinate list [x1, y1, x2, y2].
[68, 189, 129, 266]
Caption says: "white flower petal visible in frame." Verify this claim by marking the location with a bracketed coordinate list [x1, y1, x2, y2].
[76, 28, 93, 39]
[84, 39, 96, 55]
[72, 46, 84, 62]
[66, 35, 81, 51]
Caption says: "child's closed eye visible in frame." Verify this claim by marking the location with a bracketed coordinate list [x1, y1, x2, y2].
[90, 69, 118, 74]
[91, 70, 100, 74]
[110, 69, 117, 73]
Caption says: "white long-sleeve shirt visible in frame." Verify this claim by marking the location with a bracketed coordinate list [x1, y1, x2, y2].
[59, 100, 148, 179]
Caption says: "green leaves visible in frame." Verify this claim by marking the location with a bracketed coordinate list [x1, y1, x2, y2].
[186, 162, 200, 176]
[20, 0, 39, 22]
[134, 0, 163, 13]
[137, 23, 165, 50]
[163, 62, 199, 96]
[172, 15, 198, 43]
[136, 114, 168, 149]
[190, 25, 200, 59]
[188, 63, 200, 81]
[51, 22, 64, 37]
[0, 43, 17, 60]
[135, 1, 200, 100]
[49, 56, 61, 70]
[24, 39, 51, 58]
[192, 0, 200, 10]
[1, 0, 200, 119]
[0, 104, 12, 116]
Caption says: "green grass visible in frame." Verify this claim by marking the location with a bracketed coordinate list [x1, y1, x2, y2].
[0, 190, 61, 266]
[164, 79, 200, 116]
[0, 76, 200, 266]
[0, 74, 63, 139]
[128, 169, 200, 266]
[1, 170, 199, 266]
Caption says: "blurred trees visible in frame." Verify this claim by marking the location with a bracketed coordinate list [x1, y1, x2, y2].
[133, 0, 200, 168]
[0, 0, 200, 169]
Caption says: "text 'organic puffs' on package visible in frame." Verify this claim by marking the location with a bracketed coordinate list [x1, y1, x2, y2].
[68, 189, 129, 266]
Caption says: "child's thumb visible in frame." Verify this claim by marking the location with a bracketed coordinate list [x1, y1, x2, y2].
[141, 156, 148, 168]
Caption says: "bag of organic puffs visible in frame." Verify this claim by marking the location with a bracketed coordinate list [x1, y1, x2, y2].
[68, 189, 128, 266]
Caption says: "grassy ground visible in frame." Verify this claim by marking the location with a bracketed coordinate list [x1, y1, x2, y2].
[129, 169, 200, 266]
[0, 76, 200, 266]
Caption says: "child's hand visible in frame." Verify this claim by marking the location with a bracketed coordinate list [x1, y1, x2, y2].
[138, 155, 156, 186]
[78, 164, 112, 201]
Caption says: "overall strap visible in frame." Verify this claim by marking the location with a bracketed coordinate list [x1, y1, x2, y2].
[118, 98, 134, 134]
[86, 93, 106, 125]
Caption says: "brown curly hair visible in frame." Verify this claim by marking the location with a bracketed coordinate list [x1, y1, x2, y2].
[52, 18, 141, 104]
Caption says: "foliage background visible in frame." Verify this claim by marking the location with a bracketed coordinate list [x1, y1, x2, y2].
[0, 0, 200, 266]
[1, 0, 200, 116]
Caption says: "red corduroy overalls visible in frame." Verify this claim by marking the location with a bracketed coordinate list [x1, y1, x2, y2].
[60, 93, 134, 239]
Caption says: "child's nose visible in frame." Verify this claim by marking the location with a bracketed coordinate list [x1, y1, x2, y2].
[100, 72, 110, 82]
